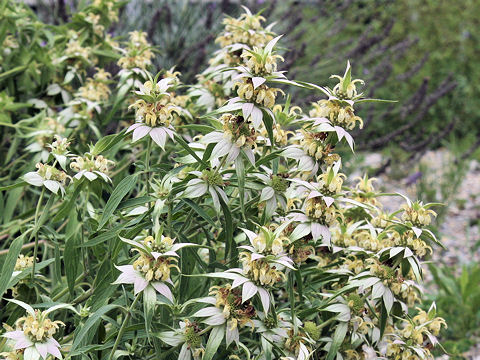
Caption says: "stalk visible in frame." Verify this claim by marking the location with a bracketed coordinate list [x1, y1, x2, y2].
[31, 187, 45, 279]
[107, 292, 142, 360]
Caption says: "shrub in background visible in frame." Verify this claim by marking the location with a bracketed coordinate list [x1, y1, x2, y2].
[1, 2, 449, 360]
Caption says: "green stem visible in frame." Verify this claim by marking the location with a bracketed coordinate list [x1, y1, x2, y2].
[31, 188, 45, 279]
[81, 190, 90, 273]
[107, 292, 142, 360]
[167, 200, 173, 237]
[317, 316, 336, 330]
[213, 155, 228, 176]
[145, 138, 152, 235]
[52, 272, 86, 301]
[197, 325, 213, 336]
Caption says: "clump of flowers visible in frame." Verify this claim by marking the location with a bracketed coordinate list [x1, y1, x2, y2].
[70, 153, 114, 182]
[235, 78, 282, 109]
[2, 301, 65, 360]
[127, 78, 181, 148]
[401, 200, 437, 227]
[14, 255, 35, 272]
[0, 5, 448, 360]
[77, 69, 111, 102]
[24, 163, 68, 195]
[118, 31, 154, 70]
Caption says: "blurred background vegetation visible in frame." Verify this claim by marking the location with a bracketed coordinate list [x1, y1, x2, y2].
[15, 0, 480, 357]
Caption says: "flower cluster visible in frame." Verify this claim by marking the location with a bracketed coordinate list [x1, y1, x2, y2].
[127, 78, 182, 148]
[118, 31, 154, 70]
[2, 5, 447, 360]
[2, 301, 67, 360]
[70, 153, 114, 182]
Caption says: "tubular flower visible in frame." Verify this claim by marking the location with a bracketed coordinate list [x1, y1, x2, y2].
[192, 285, 256, 347]
[239, 253, 286, 288]
[299, 129, 339, 164]
[309, 100, 363, 130]
[261, 123, 293, 146]
[241, 47, 284, 76]
[70, 153, 114, 182]
[47, 135, 71, 169]
[305, 197, 337, 225]
[64, 39, 91, 63]
[215, 8, 273, 49]
[113, 253, 178, 302]
[235, 78, 283, 108]
[283, 328, 312, 360]
[2, 301, 65, 360]
[14, 255, 35, 272]
[76, 69, 111, 102]
[401, 202, 437, 227]
[330, 63, 364, 100]
[112, 233, 188, 302]
[127, 78, 181, 148]
[202, 113, 257, 165]
[117, 31, 154, 70]
[316, 164, 346, 196]
[352, 174, 381, 207]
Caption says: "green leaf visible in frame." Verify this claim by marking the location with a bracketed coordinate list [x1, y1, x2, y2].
[0, 235, 24, 300]
[0, 181, 27, 192]
[181, 199, 217, 228]
[327, 322, 348, 360]
[219, 197, 234, 263]
[53, 182, 83, 222]
[2, 186, 22, 224]
[64, 233, 80, 296]
[235, 156, 245, 218]
[33, 193, 56, 233]
[92, 131, 126, 155]
[177, 124, 216, 133]
[71, 304, 120, 351]
[0, 65, 27, 82]
[174, 134, 208, 167]
[379, 301, 388, 339]
[204, 325, 225, 360]
[79, 229, 119, 248]
[92, 49, 121, 59]
[342, 61, 351, 93]
[143, 285, 156, 338]
[98, 174, 137, 230]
